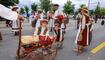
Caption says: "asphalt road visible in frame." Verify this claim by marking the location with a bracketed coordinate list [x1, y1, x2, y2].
[0, 19, 105, 60]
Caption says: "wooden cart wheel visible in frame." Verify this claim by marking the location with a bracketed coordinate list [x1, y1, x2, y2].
[24, 50, 44, 60]
[49, 48, 57, 60]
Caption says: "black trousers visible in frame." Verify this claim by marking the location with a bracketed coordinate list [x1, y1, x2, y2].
[89, 31, 92, 45]
[0, 32, 2, 40]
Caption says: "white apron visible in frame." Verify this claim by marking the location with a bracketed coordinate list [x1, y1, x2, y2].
[12, 20, 19, 32]
[48, 19, 54, 27]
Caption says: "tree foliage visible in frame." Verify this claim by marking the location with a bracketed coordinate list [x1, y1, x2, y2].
[0, 0, 19, 7]
[94, 4, 100, 15]
[100, 8, 105, 15]
[40, 0, 51, 13]
[24, 6, 30, 17]
[80, 4, 86, 8]
[31, 3, 37, 11]
[24, 6, 29, 14]
[89, 10, 94, 16]
[63, 1, 75, 15]
[20, 7, 25, 14]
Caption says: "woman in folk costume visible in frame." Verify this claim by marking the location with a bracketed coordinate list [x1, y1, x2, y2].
[31, 11, 39, 28]
[61, 12, 66, 34]
[34, 19, 49, 36]
[35, 10, 44, 28]
[0, 4, 23, 40]
[74, 7, 91, 53]
[47, 11, 55, 32]
[34, 19, 53, 47]
[29, 11, 35, 25]
[53, 22, 64, 48]
[11, 6, 20, 36]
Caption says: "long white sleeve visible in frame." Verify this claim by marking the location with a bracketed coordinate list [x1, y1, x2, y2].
[81, 15, 86, 29]
[60, 29, 63, 41]
[0, 4, 18, 21]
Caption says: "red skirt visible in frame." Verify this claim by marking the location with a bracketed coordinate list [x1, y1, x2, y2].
[39, 36, 53, 46]
[77, 26, 90, 46]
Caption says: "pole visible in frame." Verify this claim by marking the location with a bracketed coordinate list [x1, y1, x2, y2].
[16, 19, 22, 60]
[88, 0, 90, 9]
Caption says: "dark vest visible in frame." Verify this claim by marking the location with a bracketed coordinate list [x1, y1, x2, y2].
[37, 27, 48, 35]
[54, 29, 61, 41]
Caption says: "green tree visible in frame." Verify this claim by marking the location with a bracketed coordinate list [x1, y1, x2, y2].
[63, 0, 75, 15]
[80, 4, 86, 8]
[31, 3, 37, 11]
[40, 0, 51, 13]
[100, 8, 105, 15]
[0, 0, 19, 7]
[89, 10, 94, 16]
[24, 6, 29, 17]
[94, 3, 100, 15]
[20, 7, 25, 14]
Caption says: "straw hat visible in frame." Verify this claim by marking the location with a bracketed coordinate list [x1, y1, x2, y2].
[40, 19, 48, 24]
[11, 6, 18, 9]
[81, 6, 89, 14]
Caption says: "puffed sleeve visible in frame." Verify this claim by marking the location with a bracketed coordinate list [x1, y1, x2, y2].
[0, 4, 18, 21]
[34, 28, 38, 36]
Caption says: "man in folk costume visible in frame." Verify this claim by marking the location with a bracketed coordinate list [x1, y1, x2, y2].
[0, 4, 23, 40]
[53, 22, 64, 48]
[53, 4, 64, 26]
[74, 6, 91, 53]
[11, 6, 20, 36]
[89, 16, 94, 45]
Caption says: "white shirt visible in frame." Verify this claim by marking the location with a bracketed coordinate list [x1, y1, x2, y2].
[0, 4, 18, 21]
[34, 27, 49, 36]
[53, 9, 63, 19]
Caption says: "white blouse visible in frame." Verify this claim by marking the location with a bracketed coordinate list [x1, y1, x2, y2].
[34, 27, 49, 36]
